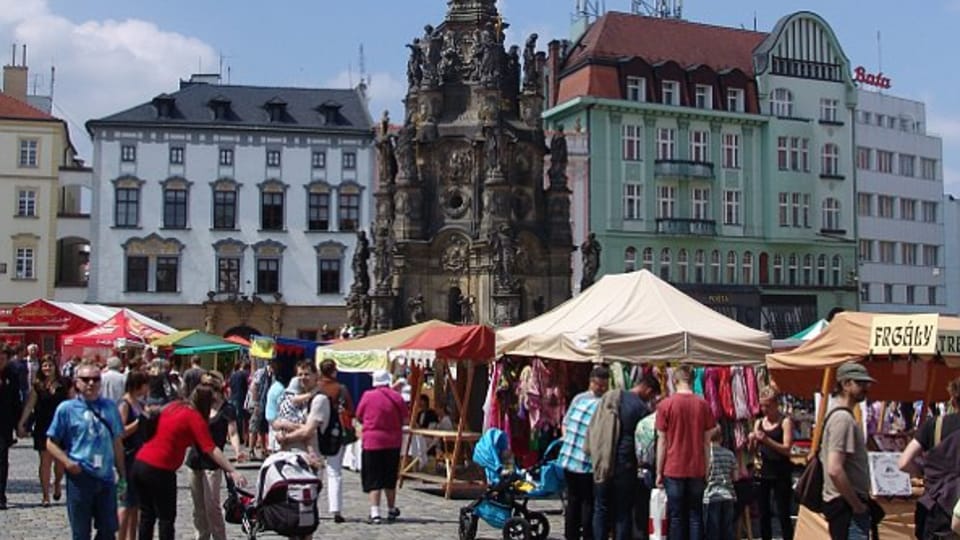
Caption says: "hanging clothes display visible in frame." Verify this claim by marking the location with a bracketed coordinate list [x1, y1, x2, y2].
[731, 366, 750, 420]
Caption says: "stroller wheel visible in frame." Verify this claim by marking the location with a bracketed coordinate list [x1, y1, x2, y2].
[526, 511, 550, 540]
[502, 516, 531, 540]
[458, 507, 478, 540]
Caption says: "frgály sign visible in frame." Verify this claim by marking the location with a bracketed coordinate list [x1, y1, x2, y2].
[869, 314, 960, 355]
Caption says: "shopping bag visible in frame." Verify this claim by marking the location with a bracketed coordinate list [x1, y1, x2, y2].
[648, 487, 668, 540]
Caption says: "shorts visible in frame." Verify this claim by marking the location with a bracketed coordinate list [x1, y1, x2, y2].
[360, 448, 401, 493]
[121, 453, 139, 508]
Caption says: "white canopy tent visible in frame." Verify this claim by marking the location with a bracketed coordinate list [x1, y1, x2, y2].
[497, 269, 771, 365]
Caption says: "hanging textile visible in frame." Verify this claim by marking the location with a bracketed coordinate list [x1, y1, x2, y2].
[718, 367, 735, 420]
[610, 361, 627, 390]
[693, 367, 705, 396]
[731, 367, 750, 420]
[745, 366, 760, 417]
[703, 367, 722, 420]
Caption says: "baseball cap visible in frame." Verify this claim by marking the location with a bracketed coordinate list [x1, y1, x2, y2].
[836, 362, 876, 383]
[371, 369, 392, 388]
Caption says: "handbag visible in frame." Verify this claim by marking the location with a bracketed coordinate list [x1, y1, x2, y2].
[222, 474, 247, 524]
[795, 407, 854, 513]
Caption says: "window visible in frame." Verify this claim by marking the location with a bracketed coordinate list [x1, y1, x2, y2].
[677, 249, 688, 282]
[921, 158, 937, 180]
[642, 248, 654, 271]
[721, 133, 740, 169]
[694, 85, 712, 109]
[219, 148, 234, 166]
[217, 257, 241, 293]
[899, 154, 915, 177]
[856, 147, 871, 170]
[266, 150, 281, 167]
[877, 150, 893, 173]
[791, 193, 801, 227]
[777, 137, 809, 171]
[879, 241, 895, 264]
[624, 248, 637, 272]
[859, 239, 873, 262]
[817, 255, 827, 285]
[771, 88, 793, 117]
[691, 188, 709, 220]
[726, 88, 744, 112]
[900, 198, 916, 221]
[922, 201, 937, 223]
[319, 259, 341, 294]
[17, 189, 37, 217]
[902, 243, 917, 266]
[858, 193, 873, 217]
[884, 284, 894, 304]
[626, 76, 646, 102]
[308, 193, 331, 230]
[821, 143, 839, 176]
[742, 251, 753, 284]
[787, 254, 798, 285]
[155, 256, 179, 292]
[820, 98, 839, 122]
[115, 187, 140, 227]
[656, 128, 675, 160]
[125, 256, 148, 292]
[261, 192, 285, 230]
[859, 110, 872, 124]
[312, 151, 327, 169]
[213, 190, 237, 230]
[256, 258, 280, 294]
[15, 247, 34, 279]
[878, 196, 894, 218]
[802, 254, 813, 285]
[694, 250, 705, 283]
[831, 255, 843, 286]
[169, 146, 184, 164]
[162, 188, 188, 229]
[661, 80, 679, 105]
[876, 114, 885, 126]
[723, 190, 741, 225]
[928, 286, 937, 305]
[861, 283, 870, 303]
[906, 285, 915, 305]
[338, 191, 360, 231]
[710, 250, 721, 283]
[803, 194, 811, 228]
[657, 185, 676, 218]
[342, 152, 357, 170]
[777, 137, 788, 170]
[18, 139, 38, 167]
[622, 124, 643, 161]
[822, 198, 841, 230]
[120, 144, 136, 163]
[623, 183, 643, 220]
[689, 130, 709, 163]
[778, 193, 789, 226]
[923, 245, 939, 266]
[659, 248, 671, 280]
[726, 251, 737, 284]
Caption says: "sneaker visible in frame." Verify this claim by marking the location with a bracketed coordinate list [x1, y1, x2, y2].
[366, 515, 382, 525]
[387, 507, 401, 522]
[333, 513, 345, 524]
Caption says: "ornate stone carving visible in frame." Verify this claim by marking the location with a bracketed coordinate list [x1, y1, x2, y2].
[406, 39, 424, 89]
[580, 232, 602, 291]
[376, 131, 398, 187]
[484, 128, 500, 175]
[407, 293, 426, 323]
[350, 230, 371, 295]
[421, 25, 443, 88]
[439, 31, 461, 82]
[522, 33, 540, 92]
[270, 304, 284, 336]
[547, 124, 568, 187]
[490, 224, 519, 293]
[395, 125, 417, 181]
[441, 235, 470, 274]
[440, 186, 471, 219]
[372, 222, 395, 292]
[459, 294, 477, 325]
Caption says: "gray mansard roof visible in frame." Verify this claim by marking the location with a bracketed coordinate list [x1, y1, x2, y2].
[87, 82, 373, 135]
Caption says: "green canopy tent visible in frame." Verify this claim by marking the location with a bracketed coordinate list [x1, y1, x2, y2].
[772, 319, 828, 351]
[151, 330, 242, 371]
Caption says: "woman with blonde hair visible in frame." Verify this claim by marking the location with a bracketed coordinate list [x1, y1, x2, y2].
[748, 387, 795, 540]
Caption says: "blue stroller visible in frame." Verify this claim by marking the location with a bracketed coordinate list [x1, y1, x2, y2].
[458, 429, 565, 540]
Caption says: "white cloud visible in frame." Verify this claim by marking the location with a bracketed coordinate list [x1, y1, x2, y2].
[0, 0, 217, 159]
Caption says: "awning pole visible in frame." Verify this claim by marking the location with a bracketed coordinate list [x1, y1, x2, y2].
[810, 367, 835, 458]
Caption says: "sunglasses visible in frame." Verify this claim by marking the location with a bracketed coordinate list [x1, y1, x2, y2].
[78, 376, 102, 384]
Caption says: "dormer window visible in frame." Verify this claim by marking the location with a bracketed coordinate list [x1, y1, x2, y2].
[208, 95, 232, 121]
[317, 101, 343, 126]
[152, 94, 176, 118]
[265, 97, 288, 122]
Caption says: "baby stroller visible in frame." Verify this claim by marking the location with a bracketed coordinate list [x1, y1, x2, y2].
[459, 429, 565, 540]
[224, 450, 321, 539]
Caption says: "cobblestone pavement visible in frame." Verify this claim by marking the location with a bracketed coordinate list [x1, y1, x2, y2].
[0, 441, 566, 539]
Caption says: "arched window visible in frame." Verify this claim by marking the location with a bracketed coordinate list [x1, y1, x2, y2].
[677, 249, 689, 283]
[642, 247, 654, 271]
[710, 250, 721, 283]
[821, 143, 840, 176]
[659, 248, 671, 281]
[822, 198, 841, 230]
[742, 251, 754, 284]
[802, 254, 813, 285]
[624, 247, 637, 272]
[832, 255, 843, 286]
[788, 254, 798, 285]
[726, 251, 737, 284]
[771, 88, 794, 117]
[817, 254, 827, 285]
[773, 254, 784, 285]
[694, 249, 705, 283]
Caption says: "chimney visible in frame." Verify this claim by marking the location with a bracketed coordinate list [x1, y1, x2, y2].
[3, 43, 28, 102]
[547, 40, 563, 108]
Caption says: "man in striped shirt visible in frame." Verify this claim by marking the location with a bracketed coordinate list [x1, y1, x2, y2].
[557, 365, 610, 540]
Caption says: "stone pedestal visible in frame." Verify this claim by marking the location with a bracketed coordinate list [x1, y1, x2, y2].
[370, 294, 396, 333]
[480, 171, 511, 236]
[491, 292, 521, 327]
[393, 184, 423, 241]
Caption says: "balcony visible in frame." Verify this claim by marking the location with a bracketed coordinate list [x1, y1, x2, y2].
[654, 159, 715, 180]
[656, 218, 717, 236]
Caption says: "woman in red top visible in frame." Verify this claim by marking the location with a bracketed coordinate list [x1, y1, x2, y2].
[131, 383, 246, 540]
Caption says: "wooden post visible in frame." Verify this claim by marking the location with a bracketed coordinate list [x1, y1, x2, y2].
[398, 363, 424, 488]
[810, 367, 835, 458]
[446, 361, 475, 499]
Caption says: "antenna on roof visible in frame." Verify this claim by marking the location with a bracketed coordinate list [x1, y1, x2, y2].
[572, 0, 603, 24]
[358, 43, 367, 87]
[633, 0, 683, 19]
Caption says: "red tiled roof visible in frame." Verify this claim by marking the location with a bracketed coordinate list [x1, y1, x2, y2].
[0, 92, 58, 121]
[564, 12, 767, 75]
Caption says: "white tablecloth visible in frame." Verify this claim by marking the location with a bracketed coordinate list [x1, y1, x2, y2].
[342, 430, 430, 472]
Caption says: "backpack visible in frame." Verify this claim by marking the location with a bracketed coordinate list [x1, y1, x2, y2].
[794, 407, 854, 513]
[316, 392, 344, 456]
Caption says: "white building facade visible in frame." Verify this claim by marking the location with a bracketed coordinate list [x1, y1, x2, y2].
[855, 89, 945, 312]
[86, 77, 374, 338]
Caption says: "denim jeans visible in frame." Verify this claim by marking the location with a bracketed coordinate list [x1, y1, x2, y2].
[65, 470, 118, 540]
[703, 500, 735, 540]
[593, 470, 637, 540]
[664, 476, 706, 540]
[847, 512, 871, 540]
[564, 470, 594, 540]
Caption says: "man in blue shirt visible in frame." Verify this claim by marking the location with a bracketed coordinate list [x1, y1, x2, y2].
[265, 367, 286, 453]
[47, 362, 125, 540]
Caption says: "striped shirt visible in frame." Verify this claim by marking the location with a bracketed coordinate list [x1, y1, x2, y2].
[557, 391, 601, 474]
[703, 444, 737, 503]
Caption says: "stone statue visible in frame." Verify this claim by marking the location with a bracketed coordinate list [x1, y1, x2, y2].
[522, 33, 539, 90]
[547, 124, 568, 185]
[479, 26, 500, 85]
[345, 293, 363, 327]
[395, 125, 416, 180]
[580, 232, 602, 291]
[377, 134, 398, 186]
[439, 31, 460, 81]
[490, 224, 517, 292]
[379, 110, 390, 138]
[459, 294, 476, 325]
[470, 28, 485, 81]
[373, 222, 394, 290]
[407, 293, 426, 323]
[351, 230, 371, 294]
[484, 128, 500, 175]
[507, 45, 521, 91]
[359, 294, 372, 336]
[421, 25, 442, 87]
[406, 39, 423, 89]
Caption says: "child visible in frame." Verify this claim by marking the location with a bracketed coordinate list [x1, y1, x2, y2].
[703, 429, 738, 540]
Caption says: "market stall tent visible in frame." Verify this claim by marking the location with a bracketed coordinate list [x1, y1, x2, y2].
[151, 330, 241, 355]
[315, 319, 455, 372]
[496, 269, 771, 364]
[63, 309, 174, 350]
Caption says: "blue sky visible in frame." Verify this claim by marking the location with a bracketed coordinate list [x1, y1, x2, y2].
[3, 0, 958, 192]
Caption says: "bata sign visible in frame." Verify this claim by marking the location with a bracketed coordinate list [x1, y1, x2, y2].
[869, 314, 960, 355]
[854, 66, 892, 89]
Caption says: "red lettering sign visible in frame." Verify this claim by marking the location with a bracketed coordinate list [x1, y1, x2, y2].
[854, 66, 892, 89]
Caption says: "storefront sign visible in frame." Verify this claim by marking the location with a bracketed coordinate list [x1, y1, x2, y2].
[869, 314, 939, 355]
[938, 331, 960, 356]
[854, 66, 892, 89]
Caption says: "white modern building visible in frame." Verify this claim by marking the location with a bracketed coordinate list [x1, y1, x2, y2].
[86, 75, 375, 338]
[855, 89, 945, 312]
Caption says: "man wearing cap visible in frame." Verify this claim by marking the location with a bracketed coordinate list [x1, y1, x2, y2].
[821, 361, 875, 540]
[101, 357, 126, 403]
[355, 369, 408, 524]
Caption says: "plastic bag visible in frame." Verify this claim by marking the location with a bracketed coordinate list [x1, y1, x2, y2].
[648, 487, 668, 540]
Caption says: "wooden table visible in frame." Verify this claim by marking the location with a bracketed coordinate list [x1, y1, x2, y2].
[399, 428, 482, 498]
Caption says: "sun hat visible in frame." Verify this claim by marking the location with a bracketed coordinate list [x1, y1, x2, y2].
[371, 369, 392, 388]
[836, 361, 876, 383]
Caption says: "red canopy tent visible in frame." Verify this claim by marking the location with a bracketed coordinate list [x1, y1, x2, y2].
[389, 325, 495, 498]
[0, 299, 119, 354]
[63, 309, 173, 352]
